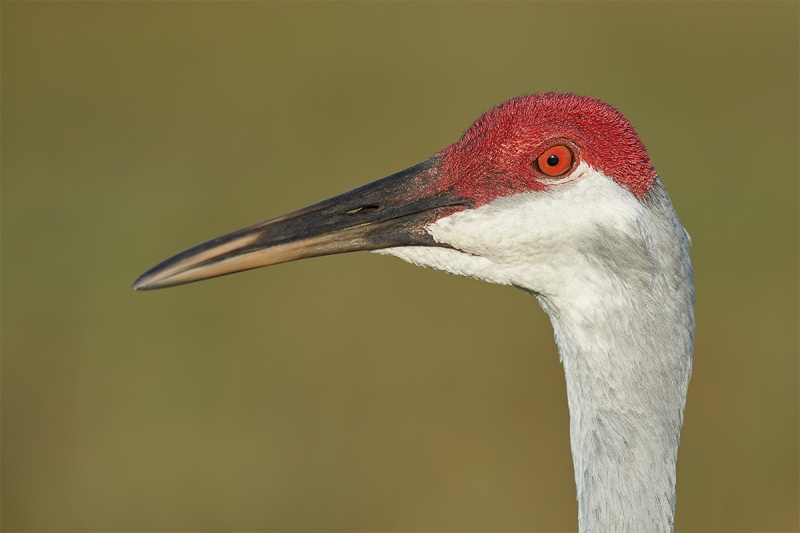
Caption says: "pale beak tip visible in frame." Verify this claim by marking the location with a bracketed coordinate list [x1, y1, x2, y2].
[132, 270, 171, 291]
[131, 276, 153, 291]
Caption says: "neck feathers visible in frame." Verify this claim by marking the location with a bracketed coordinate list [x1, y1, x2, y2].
[377, 171, 694, 532]
[539, 181, 694, 532]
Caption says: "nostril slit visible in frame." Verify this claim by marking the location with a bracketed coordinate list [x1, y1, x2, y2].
[345, 205, 380, 215]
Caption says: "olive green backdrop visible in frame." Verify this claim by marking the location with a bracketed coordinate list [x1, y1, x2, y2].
[2, 2, 798, 532]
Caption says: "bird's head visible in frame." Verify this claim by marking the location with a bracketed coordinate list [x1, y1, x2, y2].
[133, 93, 664, 295]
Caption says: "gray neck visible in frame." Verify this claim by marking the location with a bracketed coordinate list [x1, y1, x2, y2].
[537, 183, 694, 533]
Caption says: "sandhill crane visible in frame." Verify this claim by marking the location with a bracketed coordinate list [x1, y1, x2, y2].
[133, 93, 694, 533]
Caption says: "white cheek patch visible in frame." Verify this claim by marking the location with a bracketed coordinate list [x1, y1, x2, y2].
[374, 245, 511, 286]
[375, 164, 648, 299]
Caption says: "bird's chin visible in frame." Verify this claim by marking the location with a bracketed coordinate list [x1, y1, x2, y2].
[372, 246, 512, 287]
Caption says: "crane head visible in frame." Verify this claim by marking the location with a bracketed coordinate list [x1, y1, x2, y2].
[133, 93, 661, 293]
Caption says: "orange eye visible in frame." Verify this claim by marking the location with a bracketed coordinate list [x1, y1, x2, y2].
[537, 145, 574, 177]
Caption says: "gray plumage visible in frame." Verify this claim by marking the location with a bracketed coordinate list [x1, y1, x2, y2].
[542, 180, 694, 532]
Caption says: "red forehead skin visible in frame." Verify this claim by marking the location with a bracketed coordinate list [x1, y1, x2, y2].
[436, 93, 657, 206]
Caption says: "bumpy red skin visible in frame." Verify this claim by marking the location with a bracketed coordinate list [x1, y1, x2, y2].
[436, 93, 658, 206]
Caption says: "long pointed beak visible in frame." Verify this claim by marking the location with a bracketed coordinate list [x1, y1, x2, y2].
[132, 156, 469, 290]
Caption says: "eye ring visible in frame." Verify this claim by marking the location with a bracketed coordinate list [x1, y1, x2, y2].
[536, 145, 574, 177]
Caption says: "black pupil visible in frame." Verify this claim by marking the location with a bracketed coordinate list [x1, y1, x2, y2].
[546, 154, 560, 167]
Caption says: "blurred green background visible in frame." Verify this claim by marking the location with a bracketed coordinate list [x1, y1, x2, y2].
[2, 2, 797, 532]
